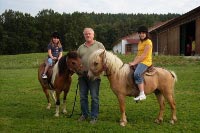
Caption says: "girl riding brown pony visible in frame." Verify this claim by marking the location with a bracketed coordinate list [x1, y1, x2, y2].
[38, 51, 82, 117]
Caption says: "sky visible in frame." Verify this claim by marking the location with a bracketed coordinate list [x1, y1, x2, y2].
[0, 0, 200, 16]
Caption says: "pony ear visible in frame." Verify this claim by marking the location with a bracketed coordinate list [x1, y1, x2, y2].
[100, 49, 105, 58]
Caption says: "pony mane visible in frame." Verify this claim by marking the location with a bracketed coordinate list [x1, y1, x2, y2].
[66, 51, 79, 58]
[104, 51, 123, 70]
[58, 54, 68, 75]
[51, 51, 79, 84]
[58, 51, 79, 75]
[90, 49, 131, 78]
[51, 62, 59, 85]
[104, 51, 131, 78]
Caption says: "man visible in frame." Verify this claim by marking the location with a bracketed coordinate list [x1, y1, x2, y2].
[77, 28, 105, 124]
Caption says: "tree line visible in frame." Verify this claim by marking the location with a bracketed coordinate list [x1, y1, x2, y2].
[0, 9, 179, 55]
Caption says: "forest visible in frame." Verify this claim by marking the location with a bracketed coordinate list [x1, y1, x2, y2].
[0, 9, 180, 55]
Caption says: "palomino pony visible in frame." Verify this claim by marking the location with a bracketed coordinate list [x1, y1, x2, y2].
[88, 49, 177, 126]
[38, 51, 82, 117]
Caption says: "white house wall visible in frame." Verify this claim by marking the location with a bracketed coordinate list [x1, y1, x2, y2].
[121, 40, 127, 54]
[113, 43, 121, 53]
[113, 39, 128, 54]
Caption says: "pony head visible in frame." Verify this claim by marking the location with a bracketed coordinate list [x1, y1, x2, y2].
[66, 51, 82, 74]
[88, 49, 106, 79]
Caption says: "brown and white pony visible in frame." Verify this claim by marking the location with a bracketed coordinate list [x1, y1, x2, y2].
[38, 51, 82, 117]
[88, 49, 177, 126]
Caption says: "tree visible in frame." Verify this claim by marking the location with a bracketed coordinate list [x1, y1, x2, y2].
[0, 9, 179, 55]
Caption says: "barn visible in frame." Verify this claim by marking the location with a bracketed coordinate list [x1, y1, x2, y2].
[150, 6, 200, 56]
[113, 6, 200, 56]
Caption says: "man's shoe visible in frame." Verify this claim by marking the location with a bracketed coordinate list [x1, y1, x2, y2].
[78, 115, 87, 121]
[42, 74, 47, 79]
[90, 118, 97, 124]
[134, 94, 146, 101]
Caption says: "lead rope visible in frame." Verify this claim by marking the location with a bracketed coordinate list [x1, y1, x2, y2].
[68, 82, 79, 118]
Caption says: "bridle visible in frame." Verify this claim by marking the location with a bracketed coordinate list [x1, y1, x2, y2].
[91, 51, 125, 77]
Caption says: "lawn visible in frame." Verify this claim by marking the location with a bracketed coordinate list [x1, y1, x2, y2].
[0, 53, 200, 132]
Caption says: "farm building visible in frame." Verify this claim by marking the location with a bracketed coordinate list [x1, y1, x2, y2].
[113, 6, 200, 56]
[150, 6, 200, 56]
[112, 33, 139, 54]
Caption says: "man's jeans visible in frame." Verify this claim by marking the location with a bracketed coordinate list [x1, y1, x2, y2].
[78, 76, 100, 119]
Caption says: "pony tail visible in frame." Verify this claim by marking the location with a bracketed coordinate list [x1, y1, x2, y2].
[170, 71, 177, 82]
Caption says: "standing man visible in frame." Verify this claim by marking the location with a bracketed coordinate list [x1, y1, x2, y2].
[77, 28, 105, 124]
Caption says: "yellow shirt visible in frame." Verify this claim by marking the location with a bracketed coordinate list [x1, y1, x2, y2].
[192, 41, 195, 51]
[137, 39, 152, 66]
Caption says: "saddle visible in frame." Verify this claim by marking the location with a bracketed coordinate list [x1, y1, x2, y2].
[45, 59, 58, 80]
[42, 59, 58, 89]
[144, 65, 157, 76]
[41, 65, 55, 90]
[46, 66, 53, 80]
[132, 65, 157, 90]
[132, 65, 157, 76]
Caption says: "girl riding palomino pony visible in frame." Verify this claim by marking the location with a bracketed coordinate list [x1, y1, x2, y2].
[88, 49, 177, 126]
[38, 51, 82, 117]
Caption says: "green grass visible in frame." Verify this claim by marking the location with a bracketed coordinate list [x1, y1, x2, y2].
[0, 53, 200, 132]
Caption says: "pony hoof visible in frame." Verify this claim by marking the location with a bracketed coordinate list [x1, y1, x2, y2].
[170, 120, 175, 125]
[154, 119, 163, 124]
[120, 121, 127, 127]
[46, 106, 51, 110]
[63, 110, 67, 114]
[54, 113, 59, 117]
[46, 103, 51, 109]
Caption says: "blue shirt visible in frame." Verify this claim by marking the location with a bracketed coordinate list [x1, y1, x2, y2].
[47, 43, 63, 57]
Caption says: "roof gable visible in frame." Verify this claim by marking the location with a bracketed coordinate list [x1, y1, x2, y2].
[150, 6, 200, 32]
